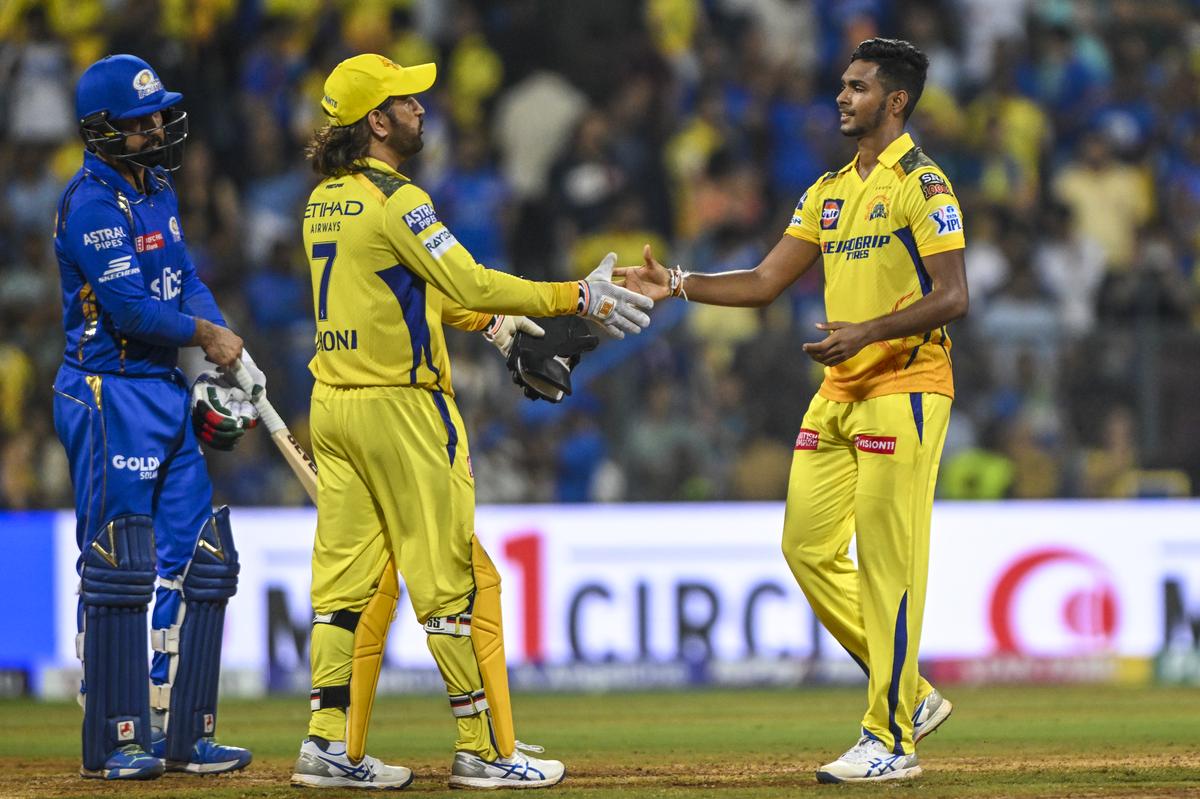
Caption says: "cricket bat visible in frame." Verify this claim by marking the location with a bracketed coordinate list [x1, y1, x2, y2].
[230, 360, 318, 503]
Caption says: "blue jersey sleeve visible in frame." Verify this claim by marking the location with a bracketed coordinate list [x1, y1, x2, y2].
[179, 246, 226, 327]
[63, 197, 197, 346]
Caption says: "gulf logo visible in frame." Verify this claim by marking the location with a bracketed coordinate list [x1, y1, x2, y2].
[820, 199, 844, 230]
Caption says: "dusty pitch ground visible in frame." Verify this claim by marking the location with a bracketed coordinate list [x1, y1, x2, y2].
[2, 685, 1198, 798]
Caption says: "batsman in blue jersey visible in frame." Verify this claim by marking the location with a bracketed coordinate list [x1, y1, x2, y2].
[53, 54, 264, 780]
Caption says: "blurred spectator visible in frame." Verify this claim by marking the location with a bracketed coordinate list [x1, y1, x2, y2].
[767, 66, 839, 202]
[938, 420, 1015, 500]
[961, 209, 1010, 316]
[570, 194, 669, 278]
[432, 128, 514, 271]
[975, 249, 1060, 381]
[549, 111, 630, 242]
[1032, 203, 1106, 340]
[4, 144, 64, 234]
[1080, 405, 1138, 497]
[623, 380, 705, 500]
[445, 2, 504, 130]
[554, 409, 610, 502]
[1016, 21, 1109, 151]
[1053, 132, 1153, 274]
[1, 6, 73, 144]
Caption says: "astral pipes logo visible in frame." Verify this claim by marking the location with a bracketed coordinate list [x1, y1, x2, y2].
[988, 547, 1119, 655]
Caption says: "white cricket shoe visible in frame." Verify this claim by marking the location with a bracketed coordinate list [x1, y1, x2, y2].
[291, 737, 414, 790]
[815, 736, 922, 783]
[913, 688, 954, 743]
[448, 741, 565, 789]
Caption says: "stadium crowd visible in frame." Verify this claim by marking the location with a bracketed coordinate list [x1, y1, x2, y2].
[1, 0, 1197, 508]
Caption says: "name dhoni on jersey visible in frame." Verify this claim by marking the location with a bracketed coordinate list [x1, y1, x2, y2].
[822, 234, 892, 260]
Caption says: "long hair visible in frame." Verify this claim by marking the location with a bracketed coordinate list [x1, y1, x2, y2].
[305, 97, 395, 177]
[305, 118, 372, 178]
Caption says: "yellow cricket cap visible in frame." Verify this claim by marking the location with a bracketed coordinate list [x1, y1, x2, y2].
[320, 54, 436, 126]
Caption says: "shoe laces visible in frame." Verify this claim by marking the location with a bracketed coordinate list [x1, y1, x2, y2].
[845, 736, 885, 758]
[514, 741, 545, 755]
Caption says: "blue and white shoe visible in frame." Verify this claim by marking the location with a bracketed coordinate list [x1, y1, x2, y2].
[815, 736, 922, 783]
[913, 688, 953, 743]
[291, 737, 414, 790]
[448, 741, 566, 789]
[80, 743, 165, 780]
[152, 733, 253, 774]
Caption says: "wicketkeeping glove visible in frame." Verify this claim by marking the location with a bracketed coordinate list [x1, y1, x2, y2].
[483, 314, 545, 358]
[579, 252, 654, 339]
[506, 316, 599, 402]
[179, 346, 266, 451]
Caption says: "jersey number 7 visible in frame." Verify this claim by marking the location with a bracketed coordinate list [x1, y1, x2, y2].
[313, 241, 337, 321]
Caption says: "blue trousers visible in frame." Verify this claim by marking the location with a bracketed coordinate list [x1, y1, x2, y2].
[53, 363, 215, 694]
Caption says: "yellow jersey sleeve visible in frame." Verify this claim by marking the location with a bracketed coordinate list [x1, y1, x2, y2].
[437, 289, 493, 332]
[783, 176, 824, 244]
[897, 166, 965, 257]
[383, 184, 578, 317]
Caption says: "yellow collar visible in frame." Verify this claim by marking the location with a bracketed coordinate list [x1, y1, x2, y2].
[357, 156, 410, 181]
[876, 132, 915, 169]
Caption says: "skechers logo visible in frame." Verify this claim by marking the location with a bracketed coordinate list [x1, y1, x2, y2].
[98, 255, 140, 283]
[112, 454, 160, 479]
[83, 227, 127, 250]
[404, 203, 438, 234]
[854, 435, 896, 455]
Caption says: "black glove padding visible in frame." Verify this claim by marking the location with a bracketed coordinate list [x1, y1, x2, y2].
[506, 316, 599, 402]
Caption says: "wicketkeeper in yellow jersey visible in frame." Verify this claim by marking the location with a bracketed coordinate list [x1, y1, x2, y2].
[289, 54, 652, 791]
[619, 39, 967, 784]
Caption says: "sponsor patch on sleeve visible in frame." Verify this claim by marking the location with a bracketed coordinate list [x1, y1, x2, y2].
[423, 228, 459, 259]
[82, 227, 128, 251]
[403, 203, 439, 235]
[790, 191, 808, 227]
[928, 204, 962, 235]
[918, 171, 952, 200]
[794, 428, 820, 450]
[98, 254, 140, 283]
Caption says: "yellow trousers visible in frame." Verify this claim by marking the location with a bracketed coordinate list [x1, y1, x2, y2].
[307, 381, 496, 758]
[782, 392, 950, 755]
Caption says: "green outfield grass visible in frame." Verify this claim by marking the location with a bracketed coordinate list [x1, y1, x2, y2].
[2, 684, 1198, 798]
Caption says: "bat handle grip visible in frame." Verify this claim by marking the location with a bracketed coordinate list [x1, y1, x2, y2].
[230, 359, 287, 435]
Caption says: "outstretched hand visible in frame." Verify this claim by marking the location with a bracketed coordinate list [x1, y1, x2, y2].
[613, 244, 672, 302]
[801, 321, 873, 366]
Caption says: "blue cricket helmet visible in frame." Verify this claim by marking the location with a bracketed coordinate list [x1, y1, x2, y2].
[76, 54, 183, 121]
[76, 54, 189, 172]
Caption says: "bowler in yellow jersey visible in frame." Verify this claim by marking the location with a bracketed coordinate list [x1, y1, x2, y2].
[618, 39, 968, 783]
[289, 54, 652, 791]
